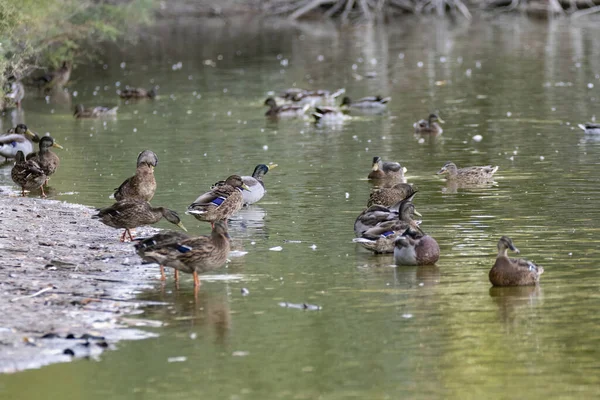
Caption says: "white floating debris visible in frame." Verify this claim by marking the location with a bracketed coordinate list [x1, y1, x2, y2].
[417, 61, 424, 68]
[418, 138, 425, 144]
[588, 83, 594, 89]
[402, 314, 413, 319]
[167, 356, 187, 363]
[345, 192, 350, 199]
[190, 333, 197, 340]
[310, 244, 317, 250]
[241, 288, 250, 296]
[232, 351, 249, 357]
[228, 250, 248, 258]
[269, 246, 283, 251]
[472, 135, 483, 142]
[506, 111, 512, 117]
[539, 156, 545, 161]
[263, 145, 269, 151]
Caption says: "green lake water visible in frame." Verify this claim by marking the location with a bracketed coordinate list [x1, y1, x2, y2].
[2, 15, 600, 399]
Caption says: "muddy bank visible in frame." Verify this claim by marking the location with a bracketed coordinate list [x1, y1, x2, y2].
[0, 193, 167, 374]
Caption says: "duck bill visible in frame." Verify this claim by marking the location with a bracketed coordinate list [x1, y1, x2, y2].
[241, 183, 252, 191]
[413, 210, 423, 217]
[52, 142, 64, 149]
[437, 117, 445, 124]
[436, 168, 446, 175]
[371, 163, 379, 171]
[510, 245, 519, 254]
[177, 222, 188, 232]
[267, 163, 278, 170]
[25, 129, 40, 142]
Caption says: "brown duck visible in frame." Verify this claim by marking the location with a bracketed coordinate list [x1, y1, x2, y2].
[367, 183, 416, 207]
[187, 175, 250, 224]
[135, 221, 230, 287]
[26, 136, 63, 186]
[11, 151, 47, 197]
[436, 161, 498, 184]
[367, 156, 405, 181]
[119, 87, 157, 99]
[113, 150, 158, 202]
[93, 199, 187, 242]
[489, 236, 544, 287]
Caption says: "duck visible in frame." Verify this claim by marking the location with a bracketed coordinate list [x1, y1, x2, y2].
[354, 192, 418, 237]
[134, 230, 191, 281]
[187, 175, 251, 224]
[393, 228, 440, 266]
[240, 164, 277, 205]
[11, 151, 47, 197]
[340, 95, 390, 110]
[578, 123, 600, 135]
[33, 61, 72, 91]
[291, 88, 345, 105]
[119, 86, 157, 99]
[26, 136, 63, 185]
[367, 183, 416, 207]
[4, 80, 25, 108]
[264, 97, 309, 118]
[73, 104, 118, 118]
[436, 161, 498, 184]
[113, 150, 158, 202]
[489, 236, 544, 287]
[0, 124, 40, 161]
[135, 220, 230, 288]
[93, 199, 187, 242]
[279, 88, 306, 100]
[312, 106, 348, 124]
[413, 113, 444, 134]
[353, 198, 423, 254]
[368, 157, 406, 181]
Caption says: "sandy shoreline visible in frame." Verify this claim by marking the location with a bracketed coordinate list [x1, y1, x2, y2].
[0, 193, 166, 374]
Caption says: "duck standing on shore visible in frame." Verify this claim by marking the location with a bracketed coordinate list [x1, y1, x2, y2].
[113, 150, 158, 202]
[135, 221, 230, 288]
[26, 136, 63, 186]
[11, 151, 47, 197]
[93, 199, 187, 242]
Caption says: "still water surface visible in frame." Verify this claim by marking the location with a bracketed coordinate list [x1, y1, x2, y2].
[1, 15, 600, 399]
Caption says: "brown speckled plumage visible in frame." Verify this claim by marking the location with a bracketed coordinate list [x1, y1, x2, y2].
[187, 175, 249, 223]
[113, 150, 158, 202]
[489, 236, 544, 287]
[437, 161, 498, 184]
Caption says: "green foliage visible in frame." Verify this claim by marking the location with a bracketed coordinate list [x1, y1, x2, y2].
[0, 0, 156, 97]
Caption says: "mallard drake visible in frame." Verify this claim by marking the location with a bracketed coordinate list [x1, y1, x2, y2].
[135, 221, 230, 287]
[354, 192, 418, 237]
[33, 61, 72, 90]
[489, 236, 544, 287]
[187, 175, 251, 224]
[26, 136, 63, 185]
[119, 87, 157, 99]
[367, 183, 416, 207]
[368, 157, 406, 181]
[436, 161, 498, 184]
[240, 164, 277, 205]
[578, 123, 600, 135]
[312, 106, 348, 124]
[341, 95, 390, 109]
[93, 199, 187, 242]
[0, 124, 40, 161]
[11, 151, 47, 197]
[73, 104, 118, 118]
[394, 228, 440, 266]
[4, 81, 25, 108]
[413, 113, 444, 134]
[264, 97, 309, 118]
[113, 150, 158, 202]
[353, 198, 423, 254]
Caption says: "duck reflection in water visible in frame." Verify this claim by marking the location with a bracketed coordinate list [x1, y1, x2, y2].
[489, 286, 542, 330]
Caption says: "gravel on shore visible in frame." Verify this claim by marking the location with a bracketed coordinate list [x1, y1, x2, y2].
[0, 193, 166, 374]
